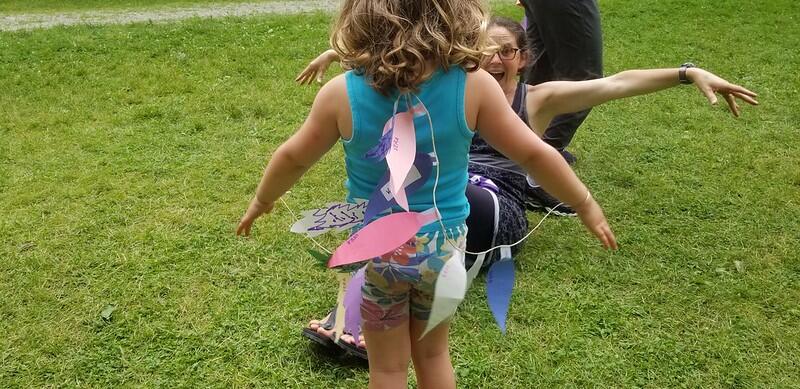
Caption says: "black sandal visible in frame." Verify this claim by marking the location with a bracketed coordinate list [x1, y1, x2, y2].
[336, 337, 368, 361]
[301, 308, 337, 349]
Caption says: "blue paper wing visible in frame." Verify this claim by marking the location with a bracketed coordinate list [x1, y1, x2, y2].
[486, 257, 515, 334]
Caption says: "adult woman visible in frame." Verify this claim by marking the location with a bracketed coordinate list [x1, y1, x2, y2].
[296, 17, 756, 358]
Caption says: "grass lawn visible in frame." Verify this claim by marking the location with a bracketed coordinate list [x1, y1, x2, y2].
[2, 0, 799, 387]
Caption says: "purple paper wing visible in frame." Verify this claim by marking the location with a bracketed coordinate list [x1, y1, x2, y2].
[365, 128, 393, 161]
[363, 153, 432, 222]
[364, 170, 392, 222]
[343, 266, 366, 343]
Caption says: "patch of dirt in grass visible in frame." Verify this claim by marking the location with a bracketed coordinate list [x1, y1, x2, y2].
[0, 0, 338, 31]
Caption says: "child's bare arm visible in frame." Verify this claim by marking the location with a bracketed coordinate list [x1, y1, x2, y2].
[527, 67, 758, 133]
[237, 76, 347, 236]
[467, 70, 617, 249]
[295, 49, 340, 85]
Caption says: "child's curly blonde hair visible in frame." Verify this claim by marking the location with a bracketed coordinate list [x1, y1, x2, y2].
[330, 0, 489, 95]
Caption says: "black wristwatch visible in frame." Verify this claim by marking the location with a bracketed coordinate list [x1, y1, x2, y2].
[679, 62, 696, 84]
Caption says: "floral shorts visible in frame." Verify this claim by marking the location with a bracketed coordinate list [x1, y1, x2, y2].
[360, 225, 467, 331]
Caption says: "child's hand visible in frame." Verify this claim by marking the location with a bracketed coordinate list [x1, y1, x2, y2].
[574, 196, 618, 250]
[688, 68, 759, 117]
[236, 197, 274, 236]
[295, 49, 338, 85]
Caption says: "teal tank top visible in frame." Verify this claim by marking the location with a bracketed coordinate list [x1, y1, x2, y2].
[343, 67, 474, 232]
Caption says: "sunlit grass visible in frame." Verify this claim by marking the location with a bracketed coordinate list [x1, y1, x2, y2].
[1, 0, 799, 387]
[0, 0, 286, 14]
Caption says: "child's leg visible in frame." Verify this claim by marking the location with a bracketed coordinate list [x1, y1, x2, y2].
[410, 319, 455, 389]
[406, 229, 465, 389]
[362, 320, 411, 389]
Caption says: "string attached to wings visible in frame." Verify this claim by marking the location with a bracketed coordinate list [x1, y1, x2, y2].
[284, 93, 565, 338]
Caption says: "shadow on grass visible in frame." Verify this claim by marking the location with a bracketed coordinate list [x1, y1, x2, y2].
[302, 341, 368, 372]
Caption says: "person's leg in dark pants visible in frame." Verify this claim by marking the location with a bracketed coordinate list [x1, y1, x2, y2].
[464, 183, 498, 269]
[520, 0, 603, 156]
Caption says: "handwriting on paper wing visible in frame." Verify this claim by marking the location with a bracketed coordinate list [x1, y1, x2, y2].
[309, 203, 366, 231]
[290, 202, 367, 237]
[392, 136, 400, 152]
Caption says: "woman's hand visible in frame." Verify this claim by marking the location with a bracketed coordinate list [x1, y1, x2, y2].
[236, 197, 275, 236]
[295, 49, 339, 85]
[688, 68, 759, 117]
[574, 196, 618, 250]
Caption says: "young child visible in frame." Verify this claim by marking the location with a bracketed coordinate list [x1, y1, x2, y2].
[237, 1, 616, 388]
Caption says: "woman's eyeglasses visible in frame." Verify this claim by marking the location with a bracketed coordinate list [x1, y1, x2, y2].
[487, 47, 522, 61]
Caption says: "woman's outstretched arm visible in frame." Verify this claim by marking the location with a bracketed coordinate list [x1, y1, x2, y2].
[526, 67, 758, 133]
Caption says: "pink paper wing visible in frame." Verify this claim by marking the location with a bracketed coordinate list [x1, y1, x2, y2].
[328, 212, 424, 268]
[385, 112, 415, 210]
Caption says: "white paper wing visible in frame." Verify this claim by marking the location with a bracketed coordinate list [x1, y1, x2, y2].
[290, 201, 366, 237]
[420, 248, 467, 338]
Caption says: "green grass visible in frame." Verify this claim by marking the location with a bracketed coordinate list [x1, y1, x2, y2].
[2, 0, 799, 387]
[0, 0, 282, 14]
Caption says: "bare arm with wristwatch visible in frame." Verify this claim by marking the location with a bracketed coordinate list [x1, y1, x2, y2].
[296, 50, 759, 130]
[525, 63, 759, 136]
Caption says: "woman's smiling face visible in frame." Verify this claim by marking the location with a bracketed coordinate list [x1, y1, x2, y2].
[482, 25, 528, 88]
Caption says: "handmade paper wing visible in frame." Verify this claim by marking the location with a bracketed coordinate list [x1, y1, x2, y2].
[366, 102, 427, 161]
[364, 119, 394, 161]
[290, 201, 367, 237]
[343, 266, 366, 344]
[364, 153, 433, 222]
[420, 248, 467, 338]
[332, 272, 350, 342]
[385, 111, 415, 211]
[328, 210, 439, 268]
[486, 247, 515, 334]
